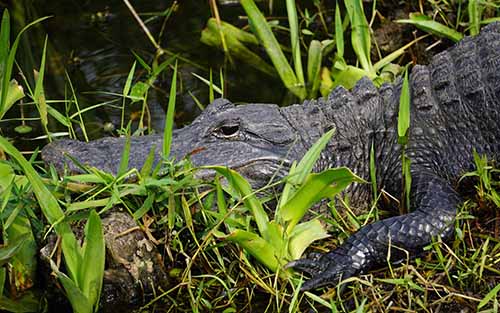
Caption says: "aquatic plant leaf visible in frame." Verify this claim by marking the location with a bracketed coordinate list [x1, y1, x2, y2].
[200, 18, 276, 77]
[240, 0, 305, 99]
[226, 229, 279, 271]
[289, 219, 329, 259]
[397, 13, 463, 42]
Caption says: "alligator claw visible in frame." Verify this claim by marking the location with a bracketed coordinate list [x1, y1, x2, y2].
[287, 251, 358, 291]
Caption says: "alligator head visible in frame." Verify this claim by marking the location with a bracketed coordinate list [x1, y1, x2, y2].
[42, 98, 328, 188]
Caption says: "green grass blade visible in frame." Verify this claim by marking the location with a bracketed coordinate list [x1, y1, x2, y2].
[477, 282, 500, 309]
[289, 128, 335, 186]
[0, 136, 81, 283]
[163, 60, 177, 158]
[397, 13, 463, 42]
[209, 68, 214, 103]
[468, 0, 480, 36]
[225, 229, 278, 271]
[307, 40, 322, 98]
[117, 133, 131, 177]
[397, 67, 410, 144]
[79, 210, 105, 311]
[370, 142, 377, 201]
[0, 15, 51, 119]
[0, 9, 10, 75]
[335, 1, 344, 58]
[121, 61, 136, 129]
[240, 0, 305, 99]
[191, 72, 223, 95]
[208, 166, 269, 239]
[344, 0, 372, 73]
[286, 0, 304, 85]
[373, 36, 424, 72]
[33, 36, 49, 136]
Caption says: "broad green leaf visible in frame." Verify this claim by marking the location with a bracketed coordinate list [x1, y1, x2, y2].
[6, 214, 37, 293]
[0, 137, 81, 283]
[397, 67, 410, 144]
[281, 167, 365, 231]
[307, 40, 322, 98]
[163, 60, 177, 157]
[266, 221, 286, 259]
[3, 80, 24, 117]
[0, 292, 39, 312]
[200, 19, 276, 77]
[288, 219, 329, 259]
[0, 234, 29, 266]
[50, 260, 92, 313]
[225, 229, 279, 271]
[129, 81, 149, 102]
[397, 13, 463, 42]
[208, 166, 269, 239]
[79, 210, 105, 311]
[331, 64, 369, 90]
[240, 0, 305, 99]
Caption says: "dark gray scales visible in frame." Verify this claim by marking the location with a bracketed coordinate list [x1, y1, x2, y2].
[42, 23, 500, 290]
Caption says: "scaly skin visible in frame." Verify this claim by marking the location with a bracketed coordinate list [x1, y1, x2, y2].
[42, 23, 500, 291]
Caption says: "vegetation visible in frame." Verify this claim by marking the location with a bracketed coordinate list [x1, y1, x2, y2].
[0, 1, 499, 312]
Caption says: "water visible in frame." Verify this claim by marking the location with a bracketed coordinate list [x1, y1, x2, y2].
[5, 0, 288, 144]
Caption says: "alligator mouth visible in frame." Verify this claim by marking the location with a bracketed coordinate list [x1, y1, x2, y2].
[194, 157, 292, 184]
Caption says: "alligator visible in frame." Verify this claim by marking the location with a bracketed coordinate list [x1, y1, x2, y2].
[42, 22, 500, 291]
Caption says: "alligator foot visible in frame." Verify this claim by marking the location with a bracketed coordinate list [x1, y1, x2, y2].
[286, 250, 358, 291]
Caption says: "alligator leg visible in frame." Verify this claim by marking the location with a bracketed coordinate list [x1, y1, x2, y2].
[287, 171, 461, 291]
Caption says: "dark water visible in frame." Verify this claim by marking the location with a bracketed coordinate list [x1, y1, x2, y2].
[5, 0, 289, 145]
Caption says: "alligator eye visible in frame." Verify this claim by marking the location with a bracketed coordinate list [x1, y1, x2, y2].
[215, 124, 240, 138]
